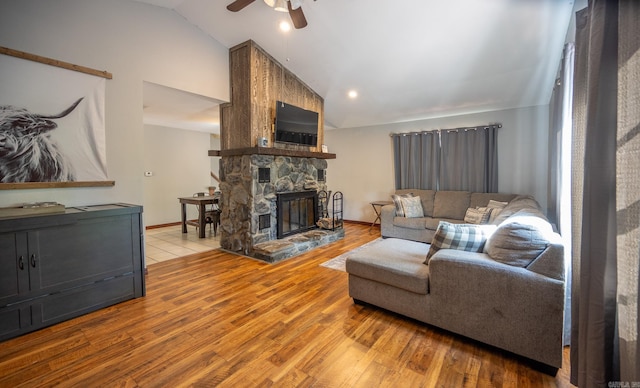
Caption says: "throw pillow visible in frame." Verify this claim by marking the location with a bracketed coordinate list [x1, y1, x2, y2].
[391, 193, 413, 217]
[487, 200, 508, 224]
[463, 206, 492, 224]
[425, 222, 496, 264]
[400, 195, 424, 218]
[484, 209, 553, 267]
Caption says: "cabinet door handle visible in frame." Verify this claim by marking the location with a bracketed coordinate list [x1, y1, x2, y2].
[18, 256, 25, 270]
[30, 254, 36, 268]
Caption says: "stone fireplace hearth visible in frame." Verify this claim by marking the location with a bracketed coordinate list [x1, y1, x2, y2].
[218, 152, 343, 262]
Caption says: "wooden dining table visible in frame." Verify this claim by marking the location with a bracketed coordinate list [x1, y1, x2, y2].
[178, 196, 218, 238]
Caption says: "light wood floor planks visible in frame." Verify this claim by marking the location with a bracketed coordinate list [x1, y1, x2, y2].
[0, 222, 574, 387]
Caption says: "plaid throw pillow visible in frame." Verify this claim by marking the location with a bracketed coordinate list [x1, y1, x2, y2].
[425, 222, 495, 264]
[391, 193, 413, 217]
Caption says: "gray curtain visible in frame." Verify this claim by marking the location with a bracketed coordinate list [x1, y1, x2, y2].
[548, 78, 562, 228]
[615, 0, 640, 381]
[570, 0, 640, 385]
[548, 43, 575, 231]
[439, 125, 499, 192]
[392, 132, 439, 190]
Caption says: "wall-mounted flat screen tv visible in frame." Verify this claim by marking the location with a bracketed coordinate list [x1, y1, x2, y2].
[274, 101, 319, 146]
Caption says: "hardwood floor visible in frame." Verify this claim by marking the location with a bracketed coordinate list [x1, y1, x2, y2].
[0, 222, 574, 387]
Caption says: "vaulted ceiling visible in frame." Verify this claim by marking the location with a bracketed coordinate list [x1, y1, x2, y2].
[136, 0, 576, 132]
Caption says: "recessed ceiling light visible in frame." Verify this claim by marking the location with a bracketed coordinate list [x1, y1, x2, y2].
[280, 21, 291, 32]
[348, 90, 358, 99]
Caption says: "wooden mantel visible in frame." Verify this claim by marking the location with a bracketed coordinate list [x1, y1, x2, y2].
[208, 147, 336, 159]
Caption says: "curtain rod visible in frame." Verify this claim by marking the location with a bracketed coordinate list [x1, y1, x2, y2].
[390, 123, 502, 137]
[0, 46, 113, 79]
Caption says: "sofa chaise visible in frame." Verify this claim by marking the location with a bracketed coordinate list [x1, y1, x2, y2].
[346, 192, 565, 372]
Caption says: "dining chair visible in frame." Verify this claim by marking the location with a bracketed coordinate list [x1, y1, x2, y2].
[192, 192, 215, 234]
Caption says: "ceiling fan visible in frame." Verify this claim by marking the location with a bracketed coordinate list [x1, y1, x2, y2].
[227, 0, 309, 29]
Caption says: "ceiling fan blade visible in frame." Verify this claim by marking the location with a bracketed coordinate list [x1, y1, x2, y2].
[227, 0, 255, 12]
[288, 2, 307, 29]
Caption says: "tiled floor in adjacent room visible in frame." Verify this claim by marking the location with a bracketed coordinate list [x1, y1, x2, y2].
[144, 224, 221, 265]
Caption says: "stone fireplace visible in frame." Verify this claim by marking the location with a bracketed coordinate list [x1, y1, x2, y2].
[212, 40, 343, 262]
[218, 152, 342, 262]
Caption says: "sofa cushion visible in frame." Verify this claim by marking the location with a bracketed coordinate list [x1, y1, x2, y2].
[391, 193, 413, 217]
[425, 222, 496, 264]
[485, 209, 553, 267]
[469, 193, 517, 209]
[393, 216, 428, 230]
[432, 191, 471, 219]
[346, 238, 430, 295]
[415, 189, 436, 217]
[400, 195, 424, 218]
[491, 195, 543, 225]
[425, 217, 464, 230]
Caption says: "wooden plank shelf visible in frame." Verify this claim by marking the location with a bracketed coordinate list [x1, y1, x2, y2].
[209, 147, 336, 159]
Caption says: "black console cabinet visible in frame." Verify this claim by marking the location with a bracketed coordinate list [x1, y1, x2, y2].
[0, 204, 145, 341]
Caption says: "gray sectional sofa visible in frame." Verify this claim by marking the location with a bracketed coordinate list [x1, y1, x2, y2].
[346, 191, 566, 371]
[380, 189, 517, 243]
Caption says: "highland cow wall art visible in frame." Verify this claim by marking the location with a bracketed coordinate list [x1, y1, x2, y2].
[0, 51, 108, 186]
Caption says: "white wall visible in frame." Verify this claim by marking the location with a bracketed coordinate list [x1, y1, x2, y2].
[0, 0, 229, 221]
[0, 0, 552, 228]
[143, 125, 220, 226]
[324, 105, 550, 223]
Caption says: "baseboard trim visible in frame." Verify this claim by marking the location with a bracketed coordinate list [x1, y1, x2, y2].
[146, 222, 182, 230]
[344, 219, 376, 227]
[146, 219, 372, 230]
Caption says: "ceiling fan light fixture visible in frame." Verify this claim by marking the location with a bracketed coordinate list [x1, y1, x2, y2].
[279, 20, 291, 31]
[289, 0, 303, 10]
[264, 0, 288, 12]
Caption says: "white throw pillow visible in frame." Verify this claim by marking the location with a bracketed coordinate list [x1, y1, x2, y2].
[400, 195, 424, 218]
[391, 193, 413, 217]
[463, 207, 492, 224]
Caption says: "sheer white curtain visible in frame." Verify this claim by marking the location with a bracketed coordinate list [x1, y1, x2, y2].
[570, 0, 640, 385]
[548, 42, 575, 346]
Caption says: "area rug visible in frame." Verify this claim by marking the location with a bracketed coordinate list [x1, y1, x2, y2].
[320, 237, 383, 272]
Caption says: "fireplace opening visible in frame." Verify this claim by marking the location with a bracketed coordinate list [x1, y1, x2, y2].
[277, 191, 318, 239]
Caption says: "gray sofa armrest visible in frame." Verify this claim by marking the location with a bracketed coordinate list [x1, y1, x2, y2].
[427, 249, 564, 368]
[380, 204, 396, 224]
[380, 205, 397, 237]
[526, 233, 565, 281]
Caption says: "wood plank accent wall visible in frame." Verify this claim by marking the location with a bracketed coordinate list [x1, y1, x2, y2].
[220, 40, 324, 152]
